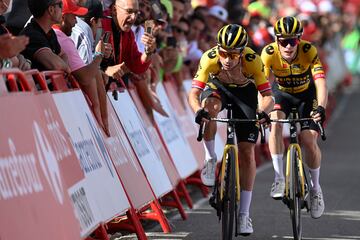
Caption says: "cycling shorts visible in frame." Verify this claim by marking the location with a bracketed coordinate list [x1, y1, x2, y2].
[200, 83, 259, 143]
[272, 83, 319, 131]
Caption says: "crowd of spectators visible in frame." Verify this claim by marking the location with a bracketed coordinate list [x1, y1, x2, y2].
[0, 0, 359, 133]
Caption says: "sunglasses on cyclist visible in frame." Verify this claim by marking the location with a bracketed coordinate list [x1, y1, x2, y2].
[218, 49, 242, 60]
[277, 38, 299, 47]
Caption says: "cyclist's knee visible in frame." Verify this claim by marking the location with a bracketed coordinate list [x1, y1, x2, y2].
[203, 97, 222, 116]
[238, 142, 255, 160]
[300, 131, 318, 151]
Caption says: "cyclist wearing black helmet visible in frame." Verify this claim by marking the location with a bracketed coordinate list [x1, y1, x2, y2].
[188, 23, 274, 235]
[261, 16, 327, 219]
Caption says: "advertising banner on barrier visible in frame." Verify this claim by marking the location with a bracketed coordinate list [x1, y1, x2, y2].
[129, 89, 181, 187]
[103, 98, 154, 209]
[153, 83, 198, 179]
[0, 93, 81, 239]
[109, 90, 172, 197]
[52, 91, 130, 223]
[163, 81, 205, 168]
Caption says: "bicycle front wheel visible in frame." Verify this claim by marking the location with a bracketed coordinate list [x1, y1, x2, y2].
[221, 148, 236, 240]
[289, 146, 302, 240]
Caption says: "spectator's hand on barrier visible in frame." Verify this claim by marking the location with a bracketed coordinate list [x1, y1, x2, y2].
[195, 108, 210, 125]
[0, 34, 29, 59]
[17, 54, 31, 71]
[311, 106, 326, 123]
[257, 111, 271, 126]
[151, 93, 169, 117]
[142, 32, 156, 55]
[105, 62, 129, 80]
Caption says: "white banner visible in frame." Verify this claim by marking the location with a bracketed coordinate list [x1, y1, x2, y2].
[109, 90, 172, 197]
[52, 91, 130, 224]
[154, 83, 198, 178]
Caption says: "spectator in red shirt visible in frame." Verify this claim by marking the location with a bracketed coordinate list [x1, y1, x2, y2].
[103, 0, 156, 80]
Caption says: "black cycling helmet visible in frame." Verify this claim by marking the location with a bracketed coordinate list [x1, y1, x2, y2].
[274, 16, 303, 38]
[217, 24, 248, 51]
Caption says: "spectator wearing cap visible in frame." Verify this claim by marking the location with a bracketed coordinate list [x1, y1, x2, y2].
[207, 5, 228, 36]
[53, 0, 110, 135]
[21, 0, 70, 73]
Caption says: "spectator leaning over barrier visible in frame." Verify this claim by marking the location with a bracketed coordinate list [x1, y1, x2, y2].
[102, 0, 156, 83]
[0, 1, 30, 70]
[100, 0, 158, 120]
[188, 24, 274, 235]
[21, 0, 71, 73]
[261, 16, 328, 219]
[53, 0, 111, 136]
[128, 0, 169, 117]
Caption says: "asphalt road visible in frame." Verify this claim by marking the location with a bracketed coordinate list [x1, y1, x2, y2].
[118, 79, 360, 240]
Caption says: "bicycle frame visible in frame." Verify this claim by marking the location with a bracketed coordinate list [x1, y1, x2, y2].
[284, 112, 307, 199]
[219, 107, 240, 203]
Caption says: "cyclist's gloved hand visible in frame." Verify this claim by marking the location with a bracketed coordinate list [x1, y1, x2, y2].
[313, 106, 326, 123]
[195, 108, 210, 125]
[257, 111, 271, 124]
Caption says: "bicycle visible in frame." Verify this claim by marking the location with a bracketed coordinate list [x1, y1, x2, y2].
[197, 103, 263, 240]
[270, 107, 326, 240]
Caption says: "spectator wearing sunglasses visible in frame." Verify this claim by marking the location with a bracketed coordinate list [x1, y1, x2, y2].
[188, 24, 274, 236]
[21, 0, 70, 73]
[261, 16, 327, 219]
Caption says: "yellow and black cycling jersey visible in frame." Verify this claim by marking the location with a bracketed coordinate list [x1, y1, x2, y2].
[261, 40, 325, 94]
[191, 46, 271, 93]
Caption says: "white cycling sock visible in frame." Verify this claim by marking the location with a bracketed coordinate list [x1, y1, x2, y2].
[271, 154, 284, 181]
[239, 190, 252, 217]
[203, 140, 216, 161]
[309, 167, 320, 192]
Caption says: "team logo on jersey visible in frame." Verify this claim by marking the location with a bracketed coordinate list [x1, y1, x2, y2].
[292, 64, 301, 69]
[303, 43, 311, 53]
[282, 63, 287, 68]
[245, 53, 256, 62]
[265, 45, 274, 55]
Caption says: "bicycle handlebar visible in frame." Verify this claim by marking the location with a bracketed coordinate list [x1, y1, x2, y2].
[196, 117, 326, 142]
[270, 118, 326, 141]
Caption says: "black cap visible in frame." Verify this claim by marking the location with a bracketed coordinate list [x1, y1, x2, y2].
[84, 0, 104, 19]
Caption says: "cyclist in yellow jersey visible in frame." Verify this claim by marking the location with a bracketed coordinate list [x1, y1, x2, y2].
[188, 24, 274, 235]
[261, 16, 327, 219]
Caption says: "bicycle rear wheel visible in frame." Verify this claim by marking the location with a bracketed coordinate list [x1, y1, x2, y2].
[289, 146, 302, 240]
[221, 148, 236, 240]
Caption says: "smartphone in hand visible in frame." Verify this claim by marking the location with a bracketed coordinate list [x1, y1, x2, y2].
[144, 20, 155, 35]
[103, 31, 111, 43]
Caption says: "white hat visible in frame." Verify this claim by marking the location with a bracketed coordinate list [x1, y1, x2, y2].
[208, 5, 228, 22]
[299, 1, 318, 14]
[318, 0, 334, 13]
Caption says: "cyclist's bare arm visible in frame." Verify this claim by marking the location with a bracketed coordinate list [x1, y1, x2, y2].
[188, 87, 203, 113]
[258, 90, 274, 114]
[314, 77, 328, 109]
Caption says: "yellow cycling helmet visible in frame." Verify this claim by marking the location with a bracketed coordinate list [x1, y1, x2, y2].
[274, 16, 303, 38]
[217, 24, 248, 51]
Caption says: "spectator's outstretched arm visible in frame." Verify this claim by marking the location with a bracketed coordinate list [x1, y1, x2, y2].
[0, 34, 29, 59]
[33, 48, 70, 73]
